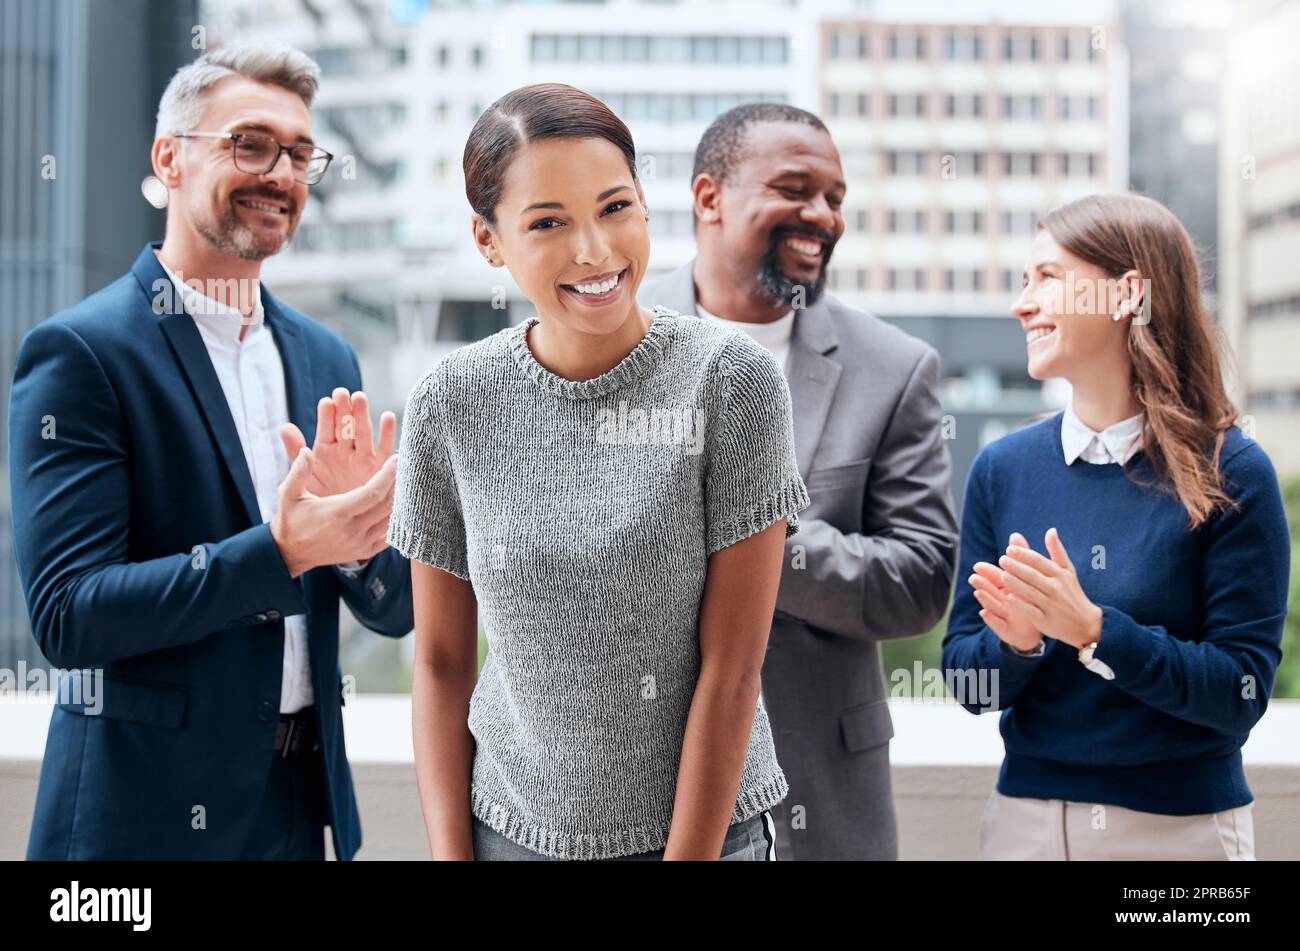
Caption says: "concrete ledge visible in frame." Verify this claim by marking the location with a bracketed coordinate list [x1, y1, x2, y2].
[3, 697, 1298, 860]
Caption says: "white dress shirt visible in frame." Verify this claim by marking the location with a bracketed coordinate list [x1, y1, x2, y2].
[1061, 403, 1144, 466]
[694, 300, 795, 374]
[157, 255, 315, 713]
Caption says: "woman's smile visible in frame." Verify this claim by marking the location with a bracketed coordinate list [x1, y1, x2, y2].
[560, 266, 628, 306]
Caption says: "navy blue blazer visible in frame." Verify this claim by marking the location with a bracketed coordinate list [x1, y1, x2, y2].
[9, 243, 414, 860]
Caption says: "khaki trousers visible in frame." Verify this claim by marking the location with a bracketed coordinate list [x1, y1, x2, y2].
[978, 790, 1255, 860]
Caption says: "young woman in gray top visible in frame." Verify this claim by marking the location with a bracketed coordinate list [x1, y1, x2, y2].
[387, 83, 810, 861]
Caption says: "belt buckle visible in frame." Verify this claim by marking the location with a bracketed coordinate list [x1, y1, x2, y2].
[278, 717, 296, 758]
[276, 710, 318, 757]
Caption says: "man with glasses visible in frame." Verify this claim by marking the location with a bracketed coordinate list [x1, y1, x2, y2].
[10, 43, 414, 860]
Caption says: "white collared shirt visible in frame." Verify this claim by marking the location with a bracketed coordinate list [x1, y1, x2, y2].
[157, 254, 314, 713]
[694, 300, 794, 374]
[1061, 403, 1144, 466]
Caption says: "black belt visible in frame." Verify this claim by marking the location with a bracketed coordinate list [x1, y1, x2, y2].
[274, 706, 319, 757]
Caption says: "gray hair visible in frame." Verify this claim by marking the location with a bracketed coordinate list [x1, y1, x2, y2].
[154, 42, 321, 141]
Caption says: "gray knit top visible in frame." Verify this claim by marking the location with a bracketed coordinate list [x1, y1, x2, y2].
[386, 304, 810, 859]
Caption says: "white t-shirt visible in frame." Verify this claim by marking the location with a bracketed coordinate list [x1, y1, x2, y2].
[694, 300, 794, 373]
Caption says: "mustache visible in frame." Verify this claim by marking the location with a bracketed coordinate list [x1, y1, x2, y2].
[769, 223, 836, 248]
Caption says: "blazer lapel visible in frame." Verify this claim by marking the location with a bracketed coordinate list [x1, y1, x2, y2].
[135, 243, 316, 528]
[137, 245, 262, 528]
[263, 291, 317, 449]
[651, 256, 842, 479]
[785, 300, 841, 480]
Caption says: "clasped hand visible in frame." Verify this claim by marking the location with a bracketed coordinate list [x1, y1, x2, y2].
[968, 527, 1103, 652]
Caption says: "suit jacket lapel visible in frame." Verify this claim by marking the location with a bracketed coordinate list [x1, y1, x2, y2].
[263, 291, 316, 449]
[138, 245, 263, 527]
[652, 256, 841, 479]
[784, 299, 841, 480]
[134, 243, 315, 529]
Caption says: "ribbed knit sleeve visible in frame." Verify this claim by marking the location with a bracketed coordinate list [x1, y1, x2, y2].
[703, 333, 810, 556]
[386, 366, 470, 580]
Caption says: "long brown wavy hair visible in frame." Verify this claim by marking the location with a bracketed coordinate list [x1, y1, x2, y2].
[1038, 193, 1239, 528]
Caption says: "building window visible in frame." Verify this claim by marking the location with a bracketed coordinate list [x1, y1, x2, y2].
[944, 93, 984, 118]
[888, 29, 926, 60]
[1001, 94, 1041, 120]
[944, 269, 985, 292]
[830, 29, 865, 60]
[888, 93, 927, 117]
[887, 268, 928, 291]
[1061, 153, 1100, 177]
[887, 209, 928, 234]
[887, 151, 928, 175]
[944, 209, 985, 234]
[1061, 30, 1101, 62]
[1002, 152, 1041, 176]
[947, 151, 984, 176]
[592, 90, 788, 125]
[1002, 210, 1038, 234]
[945, 30, 984, 61]
[1003, 32, 1041, 61]
[827, 89, 869, 119]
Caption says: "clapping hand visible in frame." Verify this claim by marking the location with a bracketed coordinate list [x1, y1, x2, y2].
[269, 388, 399, 579]
[969, 531, 1044, 653]
[996, 528, 1102, 650]
[280, 388, 396, 496]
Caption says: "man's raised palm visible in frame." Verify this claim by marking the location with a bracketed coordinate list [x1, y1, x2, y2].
[279, 387, 396, 496]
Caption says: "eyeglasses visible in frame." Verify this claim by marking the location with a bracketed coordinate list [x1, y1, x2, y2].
[175, 131, 333, 185]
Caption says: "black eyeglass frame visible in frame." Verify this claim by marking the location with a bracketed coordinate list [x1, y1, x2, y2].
[174, 131, 333, 184]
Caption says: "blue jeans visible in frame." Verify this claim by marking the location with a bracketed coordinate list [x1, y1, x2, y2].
[472, 810, 777, 861]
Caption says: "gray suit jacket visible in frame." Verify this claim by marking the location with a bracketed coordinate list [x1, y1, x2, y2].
[639, 259, 959, 859]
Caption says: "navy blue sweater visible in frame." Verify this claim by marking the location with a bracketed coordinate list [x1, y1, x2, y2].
[942, 413, 1290, 815]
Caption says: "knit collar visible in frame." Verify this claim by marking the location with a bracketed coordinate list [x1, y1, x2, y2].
[508, 305, 679, 400]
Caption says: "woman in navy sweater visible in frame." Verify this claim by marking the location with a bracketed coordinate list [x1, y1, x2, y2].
[943, 193, 1290, 860]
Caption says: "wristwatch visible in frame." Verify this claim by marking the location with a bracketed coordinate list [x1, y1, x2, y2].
[1078, 641, 1116, 680]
